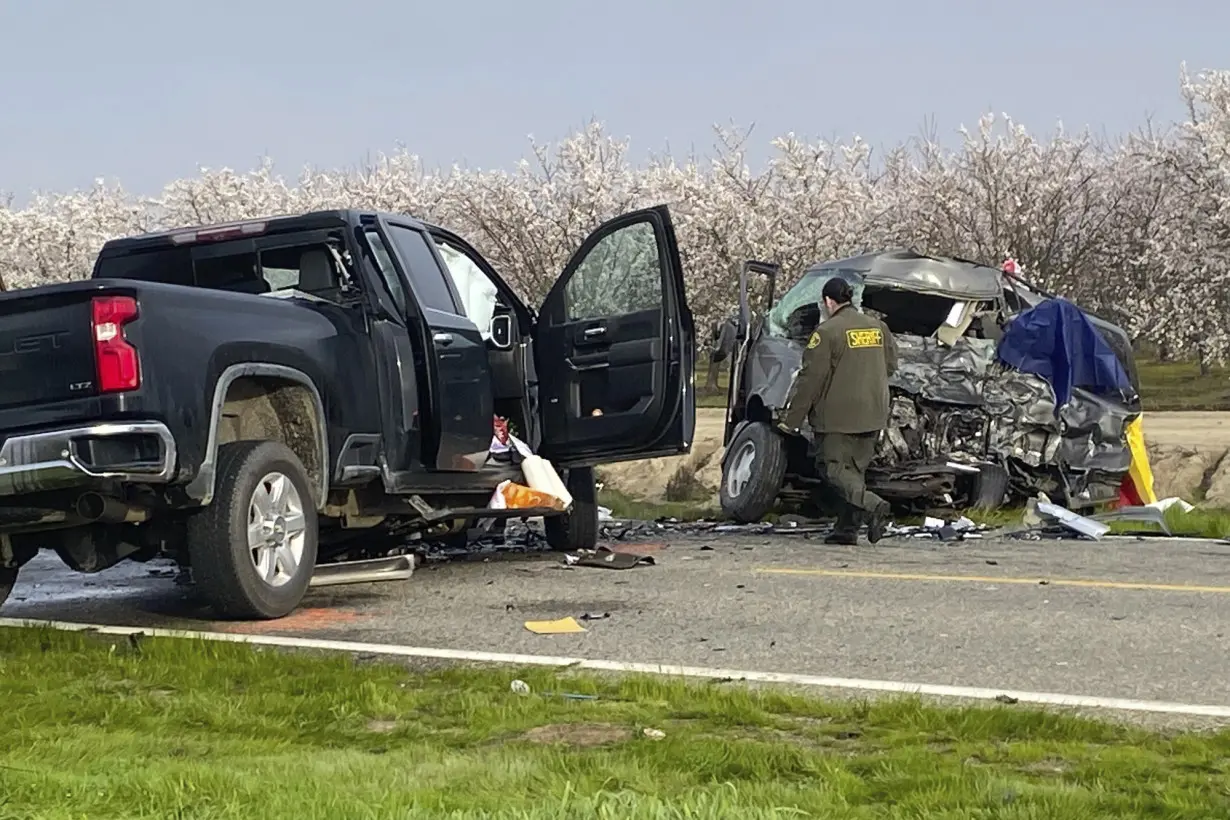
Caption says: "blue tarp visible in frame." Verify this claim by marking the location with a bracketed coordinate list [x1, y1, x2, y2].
[997, 298, 1132, 408]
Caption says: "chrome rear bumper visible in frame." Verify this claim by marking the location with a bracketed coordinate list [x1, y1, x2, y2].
[0, 422, 177, 495]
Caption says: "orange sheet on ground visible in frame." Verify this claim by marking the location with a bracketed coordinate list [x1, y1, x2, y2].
[524, 617, 587, 635]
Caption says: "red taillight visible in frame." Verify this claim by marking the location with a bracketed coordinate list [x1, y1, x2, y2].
[91, 295, 140, 393]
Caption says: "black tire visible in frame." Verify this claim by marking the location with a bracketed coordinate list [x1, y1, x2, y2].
[0, 567, 16, 610]
[971, 463, 1010, 511]
[720, 421, 787, 523]
[545, 466, 598, 552]
[187, 440, 319, 620]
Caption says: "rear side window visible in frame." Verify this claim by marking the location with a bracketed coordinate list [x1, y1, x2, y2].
[94, 247, 194, 286]
[95, 233, 350, 301]
[385, 224, 460, 314]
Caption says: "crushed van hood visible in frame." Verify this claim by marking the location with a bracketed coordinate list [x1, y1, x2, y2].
[807, 249, 1004, 300]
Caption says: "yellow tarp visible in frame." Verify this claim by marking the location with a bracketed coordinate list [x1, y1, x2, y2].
[1125, 415, 1157, 504]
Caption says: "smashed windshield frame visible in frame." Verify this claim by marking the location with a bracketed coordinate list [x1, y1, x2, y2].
[767, 268, 865, 339]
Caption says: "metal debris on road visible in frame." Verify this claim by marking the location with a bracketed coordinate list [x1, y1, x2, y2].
[1090, 505, 1171, 536]
[566, 547, 656, 570]
[1036, 501, 1111, 540]
[888, 515, 989, 541]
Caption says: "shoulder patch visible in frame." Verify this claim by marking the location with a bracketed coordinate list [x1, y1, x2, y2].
[807, 331, 822, 349]
[846, 328, 884, 349]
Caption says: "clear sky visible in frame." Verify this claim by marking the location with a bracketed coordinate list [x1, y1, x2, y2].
[0, 0, 1222, 199]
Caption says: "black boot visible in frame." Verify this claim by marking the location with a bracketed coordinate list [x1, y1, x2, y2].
[825, 505, 859, 545]
[866, 502, 890, 544]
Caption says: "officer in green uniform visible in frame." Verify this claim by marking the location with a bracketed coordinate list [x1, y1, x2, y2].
[779, 277, 898, 545]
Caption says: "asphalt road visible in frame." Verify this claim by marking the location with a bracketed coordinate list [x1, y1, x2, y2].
[4, 528, 1230, 711]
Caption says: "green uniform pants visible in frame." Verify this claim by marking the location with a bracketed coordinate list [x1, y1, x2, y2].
[817, 432, 888, 535]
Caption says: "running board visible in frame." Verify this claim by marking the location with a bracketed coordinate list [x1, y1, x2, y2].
[309, 555, 416, 588]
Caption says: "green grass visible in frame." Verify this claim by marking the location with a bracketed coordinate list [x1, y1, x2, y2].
[1135, 359, 1230, 411]
[2, 627, 1228, 819]
[700, 358, 1230, 411]
[599, 488, 720, 522]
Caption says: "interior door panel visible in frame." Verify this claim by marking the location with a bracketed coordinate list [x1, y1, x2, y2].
[536, 206, 695, 466]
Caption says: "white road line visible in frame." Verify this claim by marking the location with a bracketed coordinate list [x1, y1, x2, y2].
[3, 616, 1228, 719]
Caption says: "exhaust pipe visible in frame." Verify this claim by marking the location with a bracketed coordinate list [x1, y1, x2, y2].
[76, 493, 150, 524]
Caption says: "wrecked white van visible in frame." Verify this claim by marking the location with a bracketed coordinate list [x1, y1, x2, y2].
[719, 250, 1141, 522]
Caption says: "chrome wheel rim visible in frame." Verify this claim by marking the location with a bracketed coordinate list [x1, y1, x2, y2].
[248, 472, 307, 588]
[726, 440, 757, 498]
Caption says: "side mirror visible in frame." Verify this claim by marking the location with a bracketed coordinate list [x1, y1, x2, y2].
[490, 314, 513, 350]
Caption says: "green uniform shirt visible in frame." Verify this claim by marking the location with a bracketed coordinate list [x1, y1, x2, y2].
[781, 303, 898, 434]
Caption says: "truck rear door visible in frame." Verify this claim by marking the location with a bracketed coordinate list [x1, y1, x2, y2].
[379, 219, 494, 472]
[534, 205, 695, 467]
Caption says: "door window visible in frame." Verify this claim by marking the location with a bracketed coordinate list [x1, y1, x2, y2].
[434, 238, 501, 340]
[385, 225, 461, 314]
[363, 229, 409, 316]
[563, 221, 663, 320]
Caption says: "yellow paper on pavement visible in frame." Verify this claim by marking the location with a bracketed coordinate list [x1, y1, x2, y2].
[524, 617, 587, 634]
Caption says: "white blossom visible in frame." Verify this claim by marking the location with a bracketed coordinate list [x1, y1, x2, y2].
[3, 67, 1230, 360]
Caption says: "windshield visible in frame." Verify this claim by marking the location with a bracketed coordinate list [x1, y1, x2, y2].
[767, 268, 865, 340]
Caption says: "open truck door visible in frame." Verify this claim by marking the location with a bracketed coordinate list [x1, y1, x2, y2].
[535, 205, 694, 466]
[724, 260, 779, 445]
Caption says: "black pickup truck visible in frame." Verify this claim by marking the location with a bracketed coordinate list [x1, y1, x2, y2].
[0, 205, 695, 619]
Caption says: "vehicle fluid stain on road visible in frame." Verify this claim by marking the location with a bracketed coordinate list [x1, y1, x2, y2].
[216, 607, 374, 635]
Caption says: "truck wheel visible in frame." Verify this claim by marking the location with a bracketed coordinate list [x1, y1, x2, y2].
[0, 567, 16, 610]
[720, 422, 787, 523]
[971, 463, 1010, 510]
[545, 467, 598, 552]
[187, 441, 319, 620]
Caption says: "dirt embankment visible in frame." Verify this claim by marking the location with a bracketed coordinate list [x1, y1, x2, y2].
[597, 409, 1230, 507]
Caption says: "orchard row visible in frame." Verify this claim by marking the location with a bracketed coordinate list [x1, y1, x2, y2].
[3, 66, 1229, 360]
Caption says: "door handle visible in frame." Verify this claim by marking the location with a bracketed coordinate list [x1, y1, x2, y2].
[583, 327, 606, 338]
[433, 332, 454, 346]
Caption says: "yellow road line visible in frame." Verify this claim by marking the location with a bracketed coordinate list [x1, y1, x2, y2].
[756, 568, 1230, 594]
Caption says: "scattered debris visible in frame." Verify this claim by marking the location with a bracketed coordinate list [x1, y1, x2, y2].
[642, 728, 666, 741]
[1091, 505, 1171, 536]
[1035, 502, 1111, 540]
[888, 515, 989, 541]
[567, 547, 656, 570]
[1150, 497, 1194, 514]
[524, 617, 587, 635]
[578, 612, 611, 621]
[510, 679, 531, 695]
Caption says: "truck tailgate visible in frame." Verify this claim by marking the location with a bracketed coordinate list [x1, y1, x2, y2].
[0, 292, 100, 409]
